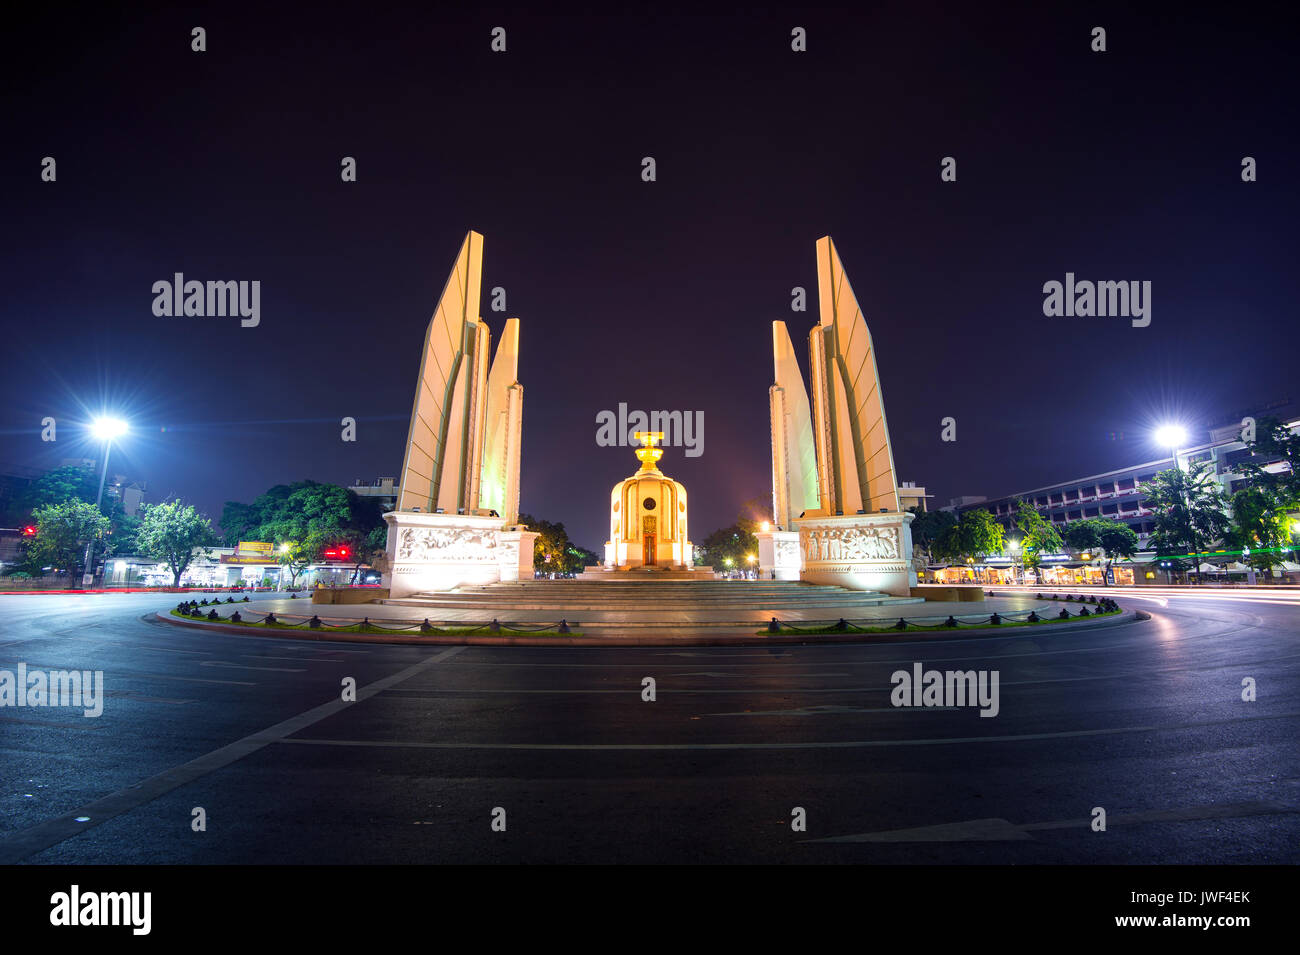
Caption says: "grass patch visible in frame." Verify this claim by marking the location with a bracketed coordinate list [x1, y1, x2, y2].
[756, 608, 1123, 635]
[169, 608, 583, 637]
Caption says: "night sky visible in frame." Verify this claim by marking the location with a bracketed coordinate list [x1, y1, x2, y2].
[3, 4, 1296, 551]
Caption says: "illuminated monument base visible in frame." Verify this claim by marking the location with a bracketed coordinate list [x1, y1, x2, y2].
[383, 511, 537, 599]
[792, 511, 917, 595]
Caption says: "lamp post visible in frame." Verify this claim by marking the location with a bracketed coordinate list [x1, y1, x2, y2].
[82, 417, 129, 587]
[1007, 538, 1021, 585]
[1154, 424, 1191, 585]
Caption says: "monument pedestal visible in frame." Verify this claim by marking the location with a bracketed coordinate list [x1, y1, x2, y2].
[756, 529, 801, 580]
[793, 511, 917, 596]
[383, 511, 537, 598]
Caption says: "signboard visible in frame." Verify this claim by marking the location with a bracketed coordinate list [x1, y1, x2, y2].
[238, 541, 274, 555]
[221, 555, 277, 565]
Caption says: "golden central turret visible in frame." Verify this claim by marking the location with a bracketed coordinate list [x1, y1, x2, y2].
[632, 430, 665, 471]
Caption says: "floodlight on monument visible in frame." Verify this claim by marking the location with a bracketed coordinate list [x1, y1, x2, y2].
[760, 521, 770, 533]
[1153, 424, 1187, 449]
[91, 416, 129, 441]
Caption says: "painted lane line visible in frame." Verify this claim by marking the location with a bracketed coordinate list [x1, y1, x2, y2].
[0, 645, 466, 864]
[274, 709, 1300, 752]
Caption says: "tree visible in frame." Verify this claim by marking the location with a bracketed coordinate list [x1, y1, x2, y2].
[26, 500, 110, 579]
[908, 508, 956, 557]
[1141, 461, 1230, 582]
[1014, 499, 1065, 582]
[277, 540, 320, 588]
[519, 513, 588, 574]
[696, 523, 759, 571]
[1235, 416, 1300, 507]
[135, 501, 216, 587]
[932, 509, 1004, 568]
[18, 464, 99, 513]
[1062, 518, 1140, 585]
[1226, 486, 1292, 573]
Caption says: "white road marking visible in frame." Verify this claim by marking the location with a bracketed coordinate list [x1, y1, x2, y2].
[274, 709, 1300, 751]
[0, 645, 467, 864]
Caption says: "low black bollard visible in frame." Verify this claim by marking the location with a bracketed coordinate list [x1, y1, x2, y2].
[309, 615, 322, 629]
[1027, 611, 1040, 622]
[242, 596, 249, 602]
[558, 619, 571, 634]
[265, 612, 277, 624]
[768, 618, 781, 633]
[894, 618, 908, 630]
[207, 609, 219, 620]
[361, 617, 370, 630]
[200, 598, 209, 606]
[190, 606, 204, 617]
[231, 611, 242, 623]
[226, 596, 235, 603]
[989, 613, 1001, 625]
[833, 618, 848, 632]
[1036, 593, 1044, 600]
[1058, 609, 1070, 620]
[289, 593, 297, 599]
[1079, 607, 1091, 616]
[944, 616, 958, 627]
[420, 619, 434, 634]
[489, 619, 501, 633]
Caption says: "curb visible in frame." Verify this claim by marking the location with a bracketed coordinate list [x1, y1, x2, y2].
[154, 608, 1145, 648]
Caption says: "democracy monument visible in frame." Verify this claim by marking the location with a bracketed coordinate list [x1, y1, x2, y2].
[382, 231, 916, 602]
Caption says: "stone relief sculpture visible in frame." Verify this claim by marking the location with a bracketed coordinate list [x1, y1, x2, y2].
[802, 526, 900, 563]
[398, 527, 500, 562]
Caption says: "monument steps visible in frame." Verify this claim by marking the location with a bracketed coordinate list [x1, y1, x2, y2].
[379, 579, 925, 624]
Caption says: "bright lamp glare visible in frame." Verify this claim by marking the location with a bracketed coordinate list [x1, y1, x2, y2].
[91, 417, 129, 440]
[1153, 424, 1187, 448]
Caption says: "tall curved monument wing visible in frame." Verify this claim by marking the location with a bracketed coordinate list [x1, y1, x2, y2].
[763, 235, 915, 596]
[813, 236, 902, 515]
[396, 230, 487, 514]
[770, 320, 820, 527]
[481, 317, 522, 525]
[385, 230, 534, 598]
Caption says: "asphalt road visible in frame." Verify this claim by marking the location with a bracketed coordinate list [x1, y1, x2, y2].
[1, 589, 1296, 863]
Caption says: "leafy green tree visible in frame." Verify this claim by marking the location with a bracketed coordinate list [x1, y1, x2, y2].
[520, 513, 586, 574]
[1235, 416, 1300, 507]
[105, 513, 142, 557]
[18, 464, 99, 513]
[1061, 518, 1140, 585]
[27, 500, 111, 579]
[1012, 499, 1064, 581]
[1142, 461, 1230, 582]
[277, 540, 321, 588]
[908, 508, 956, 558]
[932, 509, 1004, 567]
[1226, 486, 1293, 572]
[696, 523, 759, 571]
[135, 501, 216, 587]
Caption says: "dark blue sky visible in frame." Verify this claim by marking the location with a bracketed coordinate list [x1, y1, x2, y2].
[2, 4, 1296, 549]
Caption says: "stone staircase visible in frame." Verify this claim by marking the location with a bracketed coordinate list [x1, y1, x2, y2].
[379, 578, 924, 628]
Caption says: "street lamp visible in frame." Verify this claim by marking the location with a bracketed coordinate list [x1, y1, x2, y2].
[746, 553, 756, 579]
[1007, 538, 1022, 585]
[1154, 423, 1195, 584]
[82, 416, 130, 587]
